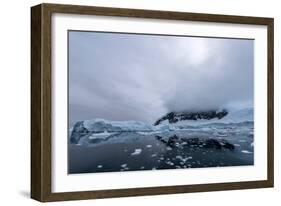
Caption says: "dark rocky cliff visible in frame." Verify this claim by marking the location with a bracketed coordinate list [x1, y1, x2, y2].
[154, 109, 228, 126]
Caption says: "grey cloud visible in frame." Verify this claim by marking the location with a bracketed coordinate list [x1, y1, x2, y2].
[69, 31, 253, 125]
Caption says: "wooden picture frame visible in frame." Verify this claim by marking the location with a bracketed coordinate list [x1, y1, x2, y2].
[31, 3, 274, 202]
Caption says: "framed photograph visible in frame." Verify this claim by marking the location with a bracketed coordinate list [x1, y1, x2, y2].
[31, 3, 274, 202]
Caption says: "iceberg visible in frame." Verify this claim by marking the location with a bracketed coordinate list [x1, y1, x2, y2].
[70, 118, 154, 144]
[83, 118, 154, 132]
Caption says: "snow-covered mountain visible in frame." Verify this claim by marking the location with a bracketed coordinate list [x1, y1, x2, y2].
[222, 107, 253, 123]
[155, 108, 253, 127]
[70, 108, 253, 144]
[154, 109, 228, 125]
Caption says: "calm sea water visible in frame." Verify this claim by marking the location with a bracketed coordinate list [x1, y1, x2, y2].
[68, 126, 254, 174]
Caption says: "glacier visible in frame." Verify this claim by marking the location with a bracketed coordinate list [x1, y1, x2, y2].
[83, 118, 154, 132]
[70, 119, 153, 144]
[70, 108, 253, 144]
[70, 108, 253, 145]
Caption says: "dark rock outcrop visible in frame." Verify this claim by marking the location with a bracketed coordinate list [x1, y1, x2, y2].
[154, 109, 228, 126]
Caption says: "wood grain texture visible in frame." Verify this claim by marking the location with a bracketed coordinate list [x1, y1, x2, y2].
[31, 4, 42, 201]
[42, 3, 273, 25]
[267, 20, 274, 186]
[31, 3, 274, 202]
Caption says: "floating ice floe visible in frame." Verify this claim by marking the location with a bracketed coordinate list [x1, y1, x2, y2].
[121, 164, 127, 168]
[175, 155, 192, 163]
[241, 150, 253, 154]
[131, 149, 142, 156]
[165, 161, 174, 166]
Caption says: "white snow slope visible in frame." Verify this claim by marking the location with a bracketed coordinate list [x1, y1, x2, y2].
[79, 108, 253, 133]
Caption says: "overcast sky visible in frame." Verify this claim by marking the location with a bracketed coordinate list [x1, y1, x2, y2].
[69, 31, 253, 125]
